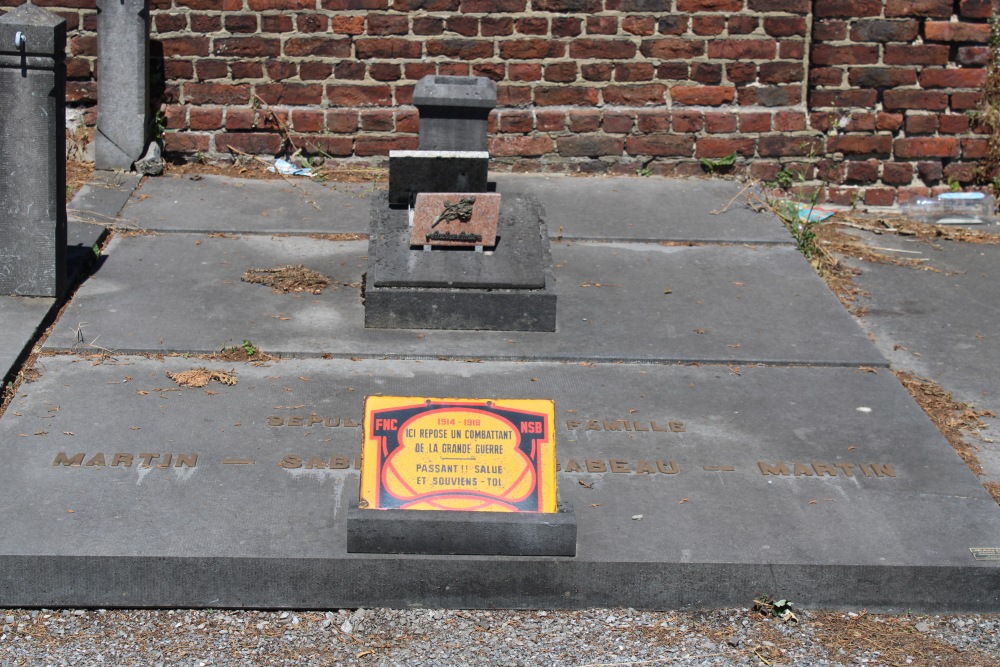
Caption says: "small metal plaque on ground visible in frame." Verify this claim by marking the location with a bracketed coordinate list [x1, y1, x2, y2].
[410, 193, 501, 247]
[361, 396, 556, 512]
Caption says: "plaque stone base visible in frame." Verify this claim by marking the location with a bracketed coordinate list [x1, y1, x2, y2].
[364, 192, 557, 331]
[346, 503, 577, 556]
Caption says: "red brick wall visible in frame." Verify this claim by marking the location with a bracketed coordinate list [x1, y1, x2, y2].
[2, 0, 995, 203]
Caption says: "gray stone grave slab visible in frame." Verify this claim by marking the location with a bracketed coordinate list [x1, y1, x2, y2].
[413, 75, 496, 152]
[42, 234, 886, 367]
[0, 296, 54, 384]
[388, 151, 489, 207]
[0, 356, 997, 610]
[0, 4, 67, 297]
[118, 175, 374, 234]
[493, 175, 791, 244]
[68, 171, 144, 227]
[841, 233, 1000, 480]
[95, 0, 149, 170]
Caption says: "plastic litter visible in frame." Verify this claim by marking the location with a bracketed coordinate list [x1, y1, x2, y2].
[797, 205, 835, 223]
[268, 158, 312, 177]
[902, 191, 995, 225]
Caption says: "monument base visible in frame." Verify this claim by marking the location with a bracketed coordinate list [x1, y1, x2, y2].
[364, 192, 557, 331]
[346, 503, 577, 556]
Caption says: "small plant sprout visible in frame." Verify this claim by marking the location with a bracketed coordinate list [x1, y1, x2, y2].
[241, 339, 256, 357]
[699, 151, 738, 175]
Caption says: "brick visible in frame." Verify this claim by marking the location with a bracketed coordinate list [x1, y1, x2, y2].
[640, 39, 705, 60]
[877, 112, 904, 131]
[326, 85, 393, 106]
[603, 111, 635, 133]
[508, 63, 542, 81]
[225, 14, 258, 33]
[695, 137, 754, 158]
[758, 135, 823, 157]
[811, 44, 879, 65]
[863, 188, 895, 207]
[810, 90, 879, 108]
[826, 134, 892, 157]
[763, 17, 807, 38]
[704, 112, 737, 133]
[489, 135, 555, 157]
[162, 37, 209, 58]
[919, 68, 988, 89]
[369, 63, 402, 81]
[231, 62, 263, 79]
[885, 0, 952, 17]
[298, 136, 354, 157]
[626, 135, 694, 156]
[690, 63, 722, 85]
[355, 135, 418, 156]
[215, 38, 281, 58]
[355, 39, 422, 59]
[189, 108, 223, 131]
[551, 17, 584, 36]
[393, 0, 459, 8]
[883, 90, 949, 111]
[247, 0, 314, 8]
[413, 16, 445, 34]
[461, 0, 525, 10]
[449, 15, 481, 35]
[637, 110, 673, 132]
[255, 84, 324, 106]
[545, 62, 579, 83]
[904, 114, 939, 134]
[846, 160, 879, 183]
[728, 16, 758, 35]
[950, 91, 982, 110]
[534, 86, 600, 106]
[847, 67, 917, 88]
[533, 0, 602, 10]
[603, 84, 667, 105]
[569, 110, 601, 132]
[779, 42, 805, 60]
[774, 111, 806, 132]
[692, 16, 726, 36]
[759, 62, 803, 85]
[185, 83, 251, 105]
[917, 161, 945, 182]
[481, 17, 514, 36]
[261, 15, 294, 32]
[360, 110, 395, 131]
[536, 109, 566, 131]
[850, 19, 919, 43]
[291, 109, 324, 133]
[663, 110, 698, 133]
[190, 15, 221, 32]
[500, 39, 564, 59]
[809, 67, 843, 87]
[740, 112, 771, 133]
[939, 114, 971, 134]
[497, 84, 532, 106]
[670, 85, 736, 106]
[225, 109, 285, 131]
[882, 162, 913, 186]
[427, 39, 493, 59]
[155, 13, 187, 32]
[813, 20, 847, 41]
[587, 16, 618, 35]
[367, 14, 408, 35]
[962, 138, 989, 159]
[335, 62, 367, 80]
[266, 62, 298, 81]
[622, 16, 656, 36]
[326, 110, 359, 133]
[957, 46, 991, 67]
[657, 63, 690, 80]
[676, 0, 744, 10]
[925, 22, 992, 43]
[739, 85, 800, 107]
[959, 0, 993, 18]
[615, 63, 655, 82]
[196, 60, 228, 81]
[163, 132, 210, 154]
[657, 16, 688, 35]
[499, 110, 534, 133]
[332, 15, 366, 34]
[610, 0, 671, 9]
[570, 39, 638, 60]
[557, 135, 625, 157]
[707, 39, 776, 60]
[884, 44, 950, 66]
[727, 63, 758, 85]
[943, 162, 978, 183]
[216, 132, 283, 155]
[748, 0, 810, 11]
[894, 137, 960, 158]
[815, 0, 881, 17]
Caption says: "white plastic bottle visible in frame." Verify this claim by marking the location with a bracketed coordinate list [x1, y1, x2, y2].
[902, 192, 995, 225]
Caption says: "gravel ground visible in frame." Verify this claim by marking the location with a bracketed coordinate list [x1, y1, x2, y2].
[1, 607, 997, 666]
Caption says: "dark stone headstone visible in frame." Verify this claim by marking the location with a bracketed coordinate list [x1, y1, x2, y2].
[412, 75, 496, 152]
[95, 0, 150, 171]
[387, 150, 488, 208]
[0, 4, 67, 297]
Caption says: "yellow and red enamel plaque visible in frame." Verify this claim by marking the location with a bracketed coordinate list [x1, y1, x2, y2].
[361, 396, 557, 513]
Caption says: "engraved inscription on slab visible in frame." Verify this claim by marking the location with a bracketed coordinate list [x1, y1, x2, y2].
[361, 396, 557, 512]
[410, 192, 501, 247]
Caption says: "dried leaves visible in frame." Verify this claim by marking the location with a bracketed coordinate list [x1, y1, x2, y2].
[241, 265, 331, 294]
[167, 368, 237, 388]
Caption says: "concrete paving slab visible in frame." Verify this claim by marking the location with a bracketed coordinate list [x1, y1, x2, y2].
[0, 296, 54, 383]
[67, 170, 143, 227]
[493, 174, 789, 244]
[120, 174, 376, 234]
[843, 233, 1000, 484]
[0, 356, 996, 610]
[42, 234, 885, 367]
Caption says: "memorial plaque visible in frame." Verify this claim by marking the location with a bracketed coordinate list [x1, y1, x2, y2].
[361, 396, 557, 512]
[410, 192, 500, 248]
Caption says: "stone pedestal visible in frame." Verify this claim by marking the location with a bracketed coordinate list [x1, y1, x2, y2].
[364, 192, 557, 331]
[387, 150, 488, 207]
[95, 0, 150, 171]
[412, 75, 496, 152]
[0, 4, 67, 297]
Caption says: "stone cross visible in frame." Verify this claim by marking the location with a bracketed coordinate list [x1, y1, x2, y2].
[95, 0, 150, 171]
[0, 3, 67, 297]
